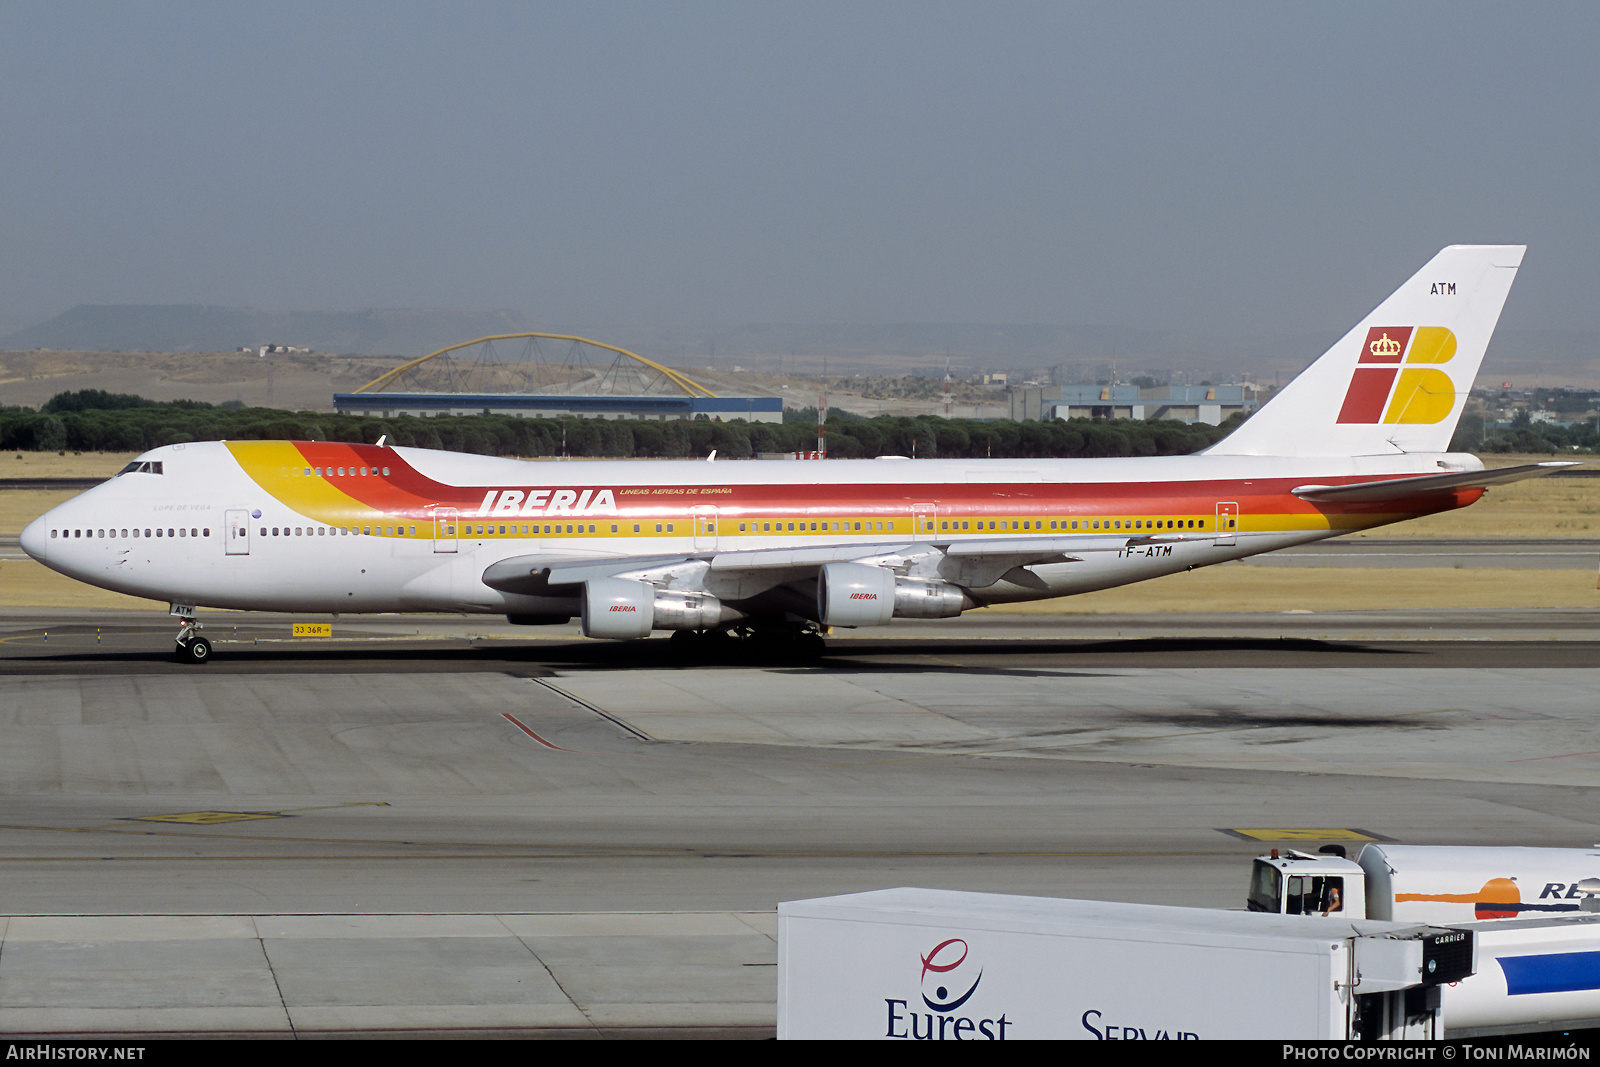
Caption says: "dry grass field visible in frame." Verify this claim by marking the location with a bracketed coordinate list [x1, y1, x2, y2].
[0, 559, 163, 610]
[0, 350, 406, 411]
[977, 566, 1597, 615]
[2, 557, 1593, 614]
[1347, 468, 1600, 538]
[0, 491, 77, 538]
[4, 450, 142, 477]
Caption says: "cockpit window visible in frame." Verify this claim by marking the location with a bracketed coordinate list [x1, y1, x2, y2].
[115, 461, 164, 476]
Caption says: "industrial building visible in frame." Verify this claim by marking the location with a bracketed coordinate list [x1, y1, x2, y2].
[1010, 383, 1256, 425]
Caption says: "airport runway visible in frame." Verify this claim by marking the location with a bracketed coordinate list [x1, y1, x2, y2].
[2, 608, 1599, 1036]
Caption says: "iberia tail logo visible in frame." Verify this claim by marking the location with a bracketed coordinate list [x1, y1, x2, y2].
[1336, 326, 1459, 425]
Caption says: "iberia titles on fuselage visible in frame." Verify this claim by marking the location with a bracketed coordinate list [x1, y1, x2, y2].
[19, 245, 1575, 647]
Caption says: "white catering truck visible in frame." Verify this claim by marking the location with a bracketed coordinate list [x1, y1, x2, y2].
[1248, 844, 1600, 1033]
[1247, 844, 1600, 923]
[778, 888, 1476, 1040]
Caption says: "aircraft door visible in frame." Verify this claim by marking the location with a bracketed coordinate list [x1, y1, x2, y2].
[912, 504, 938, 540]
[433, 507, 459, 554]
[225, 509, 250, 555]
[691, 506, 718, 551]
[1215, 501, 1239, 546]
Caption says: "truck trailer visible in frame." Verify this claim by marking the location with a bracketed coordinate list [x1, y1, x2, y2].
[778, 888, 1475, 1040]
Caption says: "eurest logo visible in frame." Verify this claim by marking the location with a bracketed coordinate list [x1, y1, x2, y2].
[1336, 326, 1459, 425]
[885, 937, 1012, 1040]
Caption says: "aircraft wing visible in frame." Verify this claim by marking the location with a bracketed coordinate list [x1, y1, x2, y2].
[479, 532, 1186, 598]
[1290, 461, 1578, 503]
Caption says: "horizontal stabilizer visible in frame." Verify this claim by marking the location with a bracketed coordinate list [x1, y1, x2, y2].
[1291, 462, 1577, 503]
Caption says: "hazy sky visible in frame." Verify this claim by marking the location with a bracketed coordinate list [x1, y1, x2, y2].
[2, 1, 1597, 345]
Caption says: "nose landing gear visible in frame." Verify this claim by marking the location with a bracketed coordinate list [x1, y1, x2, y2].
[172, 609, 211, 665]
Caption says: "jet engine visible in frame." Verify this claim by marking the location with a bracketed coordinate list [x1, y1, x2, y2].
[890, 577, 969, 619]
[816, 563, 970, 627]
[581, 577, 729, 639]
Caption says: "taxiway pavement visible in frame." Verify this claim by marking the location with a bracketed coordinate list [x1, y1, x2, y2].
[1, 608, 1598, 1037]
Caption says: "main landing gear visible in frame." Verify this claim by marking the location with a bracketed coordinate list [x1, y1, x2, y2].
[667, 623, 826, 664]
[173, 615, 211, 665]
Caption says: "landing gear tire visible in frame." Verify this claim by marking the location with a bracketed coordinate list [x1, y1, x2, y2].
[175, 635, 212, 664]
[667, 628, 737, 663]
[734, 623, 826, 664]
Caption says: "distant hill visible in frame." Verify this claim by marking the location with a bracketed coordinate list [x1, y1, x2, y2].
[1, 305, 537, 357]
[5, 305, 1592, 384]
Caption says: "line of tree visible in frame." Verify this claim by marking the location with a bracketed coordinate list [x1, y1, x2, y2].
[1450, 410, 1599, 454]
[1, 389, 1251, 460]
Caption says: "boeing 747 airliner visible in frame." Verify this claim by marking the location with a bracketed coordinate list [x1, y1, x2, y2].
[20, 245, 1568, 662]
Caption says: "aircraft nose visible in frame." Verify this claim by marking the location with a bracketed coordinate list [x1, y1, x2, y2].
[19, 514, 51, 563]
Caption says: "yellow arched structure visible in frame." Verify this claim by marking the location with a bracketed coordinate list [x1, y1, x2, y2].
[353, 332, 718, 399]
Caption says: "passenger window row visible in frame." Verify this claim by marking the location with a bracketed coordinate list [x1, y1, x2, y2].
[938, 518, 1209, 532]
[451, 524, 604, 536]
[722, 517, 1211, 534]
[262, 526, 419, 537]
[52, 527, 207, 539]
[737, 520, 896, 533]
[438, 516, 1218, 536]
[51, 516, 1224, 543]
[281, 466, 391, 478]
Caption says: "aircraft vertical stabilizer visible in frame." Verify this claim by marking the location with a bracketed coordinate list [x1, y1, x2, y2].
[1205, 245, 1524, 457]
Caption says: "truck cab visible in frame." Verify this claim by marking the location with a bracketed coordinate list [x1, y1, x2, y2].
[1249, 843, 1600, 924]
[1248, 849, 1369, 919]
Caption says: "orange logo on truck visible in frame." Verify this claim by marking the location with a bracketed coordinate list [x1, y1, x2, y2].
[1336, 326, 1459, 425]
[1395, 877, 1583, 918]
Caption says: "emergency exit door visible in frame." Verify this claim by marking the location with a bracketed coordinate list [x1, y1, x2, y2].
[691, 506, 719, 551]
[1215, 502, 1239, 546]
[433, 507, 459, 553]
[225, 509, 250, 555]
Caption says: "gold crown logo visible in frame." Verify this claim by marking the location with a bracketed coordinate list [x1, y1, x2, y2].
[1369, 332, 1403, 358]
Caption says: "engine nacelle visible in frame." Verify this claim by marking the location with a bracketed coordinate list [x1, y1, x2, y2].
[582, 579, 731, 638]
[818, 564, 971, 626]
[892, 578, 969, 619]
[651, 590, 725, 631]
[582, 577, 654, 639]
[817, 562, 897, 627]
